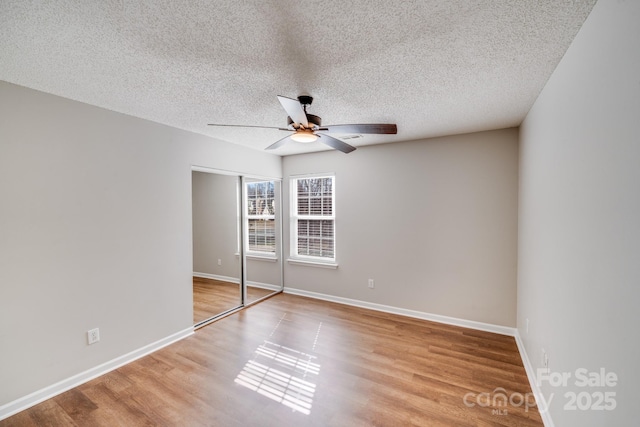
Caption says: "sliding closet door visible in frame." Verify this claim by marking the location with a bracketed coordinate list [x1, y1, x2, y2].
[192, 171, 242, 325]
[243, 178, 283, 304]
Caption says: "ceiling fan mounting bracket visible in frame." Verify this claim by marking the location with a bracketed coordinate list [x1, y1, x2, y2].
[297, 95, 313, 106]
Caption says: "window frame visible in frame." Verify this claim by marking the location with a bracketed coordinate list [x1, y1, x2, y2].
[289, 173, 337, 265]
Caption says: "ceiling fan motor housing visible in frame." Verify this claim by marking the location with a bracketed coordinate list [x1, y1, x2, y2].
[288, 114, 322, 129]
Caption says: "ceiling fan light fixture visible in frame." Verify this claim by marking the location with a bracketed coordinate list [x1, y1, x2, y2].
[291, 130, 318, 143]
[210, 95, 395, 153]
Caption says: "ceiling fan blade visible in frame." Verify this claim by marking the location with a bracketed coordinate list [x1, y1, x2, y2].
[319, 123, 397, 134]
[317, 134, 357, 154]
[265, 134, 295, 151]
[208, 123, 289, 130]
[277, 95, 309, 128]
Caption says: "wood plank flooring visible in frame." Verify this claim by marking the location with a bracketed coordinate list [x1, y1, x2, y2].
[2, 294, 543, 426]
[193, 277, 274, 323]
[193, 278, 242, 323]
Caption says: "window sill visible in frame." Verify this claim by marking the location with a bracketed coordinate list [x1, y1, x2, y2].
[286, 258, 339, 269]
[236, 253, 278, 262]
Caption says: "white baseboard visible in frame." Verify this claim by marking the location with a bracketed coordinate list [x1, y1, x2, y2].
[247, 281, 281, 292]
[193, 273, 280, 292]
[514, 330, 555, 427]
[193, 272, 240, 284]
[0, 327, 193, 421]
[283, 287, 516, 336]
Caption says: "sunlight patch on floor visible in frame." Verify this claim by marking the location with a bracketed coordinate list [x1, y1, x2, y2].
[235, 340, 321, 415]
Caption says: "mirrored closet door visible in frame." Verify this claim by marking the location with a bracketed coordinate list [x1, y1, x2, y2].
[243, 178, 283, 305]
[192, 169, 283, 328]
[192, 171, 242, 325]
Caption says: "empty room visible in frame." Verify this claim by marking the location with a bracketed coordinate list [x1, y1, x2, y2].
[1, 1, 637, 426]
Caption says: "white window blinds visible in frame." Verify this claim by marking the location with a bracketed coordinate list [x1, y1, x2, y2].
[291, 176, 335, 260]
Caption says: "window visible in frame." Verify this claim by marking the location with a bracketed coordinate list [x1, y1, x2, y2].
[246, 181, 276, 254]
[290, 175, 335, 262]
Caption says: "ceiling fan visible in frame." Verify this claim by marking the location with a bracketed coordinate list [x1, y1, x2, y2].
[208, 95, 397, 154]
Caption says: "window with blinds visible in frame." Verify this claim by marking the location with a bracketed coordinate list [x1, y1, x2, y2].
[291, 175, 335, 261]
[246, 181, 276, 253]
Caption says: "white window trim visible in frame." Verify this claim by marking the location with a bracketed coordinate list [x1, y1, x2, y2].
[289, 173, 337, 265]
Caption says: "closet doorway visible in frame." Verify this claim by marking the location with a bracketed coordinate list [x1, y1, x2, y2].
[191, 168, 283, 328]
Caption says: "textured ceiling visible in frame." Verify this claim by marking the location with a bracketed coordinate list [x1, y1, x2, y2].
[0, 0, 597, 156]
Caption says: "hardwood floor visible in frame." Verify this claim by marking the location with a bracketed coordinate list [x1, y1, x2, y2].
[245, 284, 276, 306]
[2, 294, 543, 426]
[193, 277, 275, 323]
[193, 278, 241, 323]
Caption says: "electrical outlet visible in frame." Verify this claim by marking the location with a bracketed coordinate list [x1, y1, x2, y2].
[88, 328, 100, 345]
[368, 279, 374, 289]
[217, 259, 222, 266]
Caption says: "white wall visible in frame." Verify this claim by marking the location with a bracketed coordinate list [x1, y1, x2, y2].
[283, 128, 519, 327]
[0, 81, 281, 408]
[518, 0, 639, 425]
[192, 171, 241, 279]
